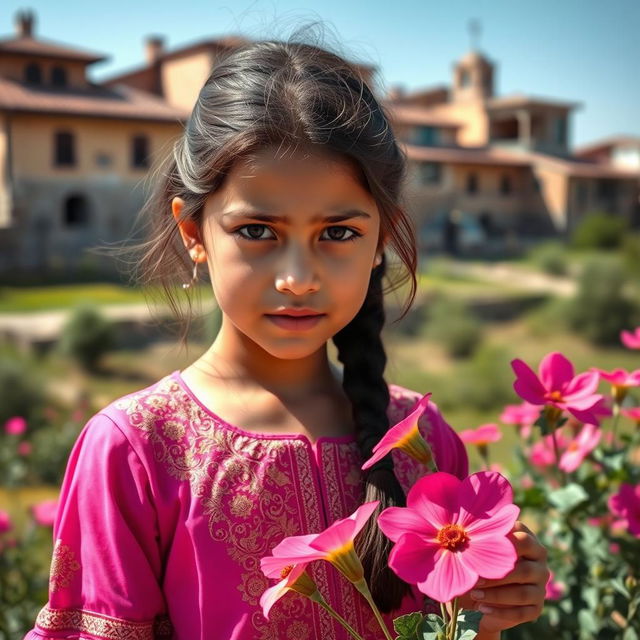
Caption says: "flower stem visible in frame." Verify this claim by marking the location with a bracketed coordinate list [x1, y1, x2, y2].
[440, 601, 449, 627]
[610, 402, 621, 451]
[447, 598, 460, 640]
[353, 578, 394, 640]
[309, 591, 366, 640]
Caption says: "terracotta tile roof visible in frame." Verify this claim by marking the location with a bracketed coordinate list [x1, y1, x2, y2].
[526, 151, 640, 178]
[386, 104, 462, 128]
[487, 93, 581, 111]
[404, 144, 639, 178]
[404, 144, 531, 167]
[0, 35, 107, 63]
[0, 76, 189, 122]
[574, 135, 640, 156]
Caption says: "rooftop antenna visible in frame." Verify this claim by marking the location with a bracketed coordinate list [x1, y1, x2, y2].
[468, 18, 481, 52]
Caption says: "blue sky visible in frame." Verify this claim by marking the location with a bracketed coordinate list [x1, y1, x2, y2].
[3, 0, 639, 147]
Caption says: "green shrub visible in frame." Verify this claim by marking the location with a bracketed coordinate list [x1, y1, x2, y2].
[571, 211, 628, 250]
[621, 231, 640, 280]
[0, 357, 46, 425]
[524, 297, 572, 337]
[422, 294, 483, 358]
[56, 303, 115, 371]
[438, 344, 515, 412]
[528, 240, 569, 276]
[567, 258, 638, 345]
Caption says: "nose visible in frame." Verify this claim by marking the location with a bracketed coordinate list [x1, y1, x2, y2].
[274, 244, 320, 295]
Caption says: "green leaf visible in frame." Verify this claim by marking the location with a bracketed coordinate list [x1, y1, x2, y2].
[455, 609, 483, 639]
[394, 612, 425, 639]
[577, 608, 599, 633]
[418, 613, 447, 640]
[548, 483, 589, 513]
[623, 628, 639, 640]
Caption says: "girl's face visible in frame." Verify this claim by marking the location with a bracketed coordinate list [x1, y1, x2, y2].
[172, 145, 384, 361]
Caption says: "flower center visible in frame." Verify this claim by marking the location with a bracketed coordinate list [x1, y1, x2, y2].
[280, 565, 294, 579]
[547, 390, 564, 402]
[436, 524, 469, 551]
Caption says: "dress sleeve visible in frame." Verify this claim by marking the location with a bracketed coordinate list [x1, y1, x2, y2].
[23, 412, 172, 640]
[419, 398, 469, 481]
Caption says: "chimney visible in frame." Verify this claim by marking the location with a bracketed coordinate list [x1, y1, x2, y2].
[15, 9, 35, 38]
[145, 35, 165, 65]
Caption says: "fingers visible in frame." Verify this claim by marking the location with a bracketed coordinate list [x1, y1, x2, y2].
[508, 527, 548, 562]
[475, 558, 549, 589]
[478, 604, 543, 632]
[470, 582, 545, 607]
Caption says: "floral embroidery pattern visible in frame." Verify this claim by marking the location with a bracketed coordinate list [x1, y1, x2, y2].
[35, 604, 172, 639]
[49, 538, 81, 592]
[111, 374, 436, 639]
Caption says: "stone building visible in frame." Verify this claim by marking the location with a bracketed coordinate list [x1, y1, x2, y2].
[0, 9, 638, 273]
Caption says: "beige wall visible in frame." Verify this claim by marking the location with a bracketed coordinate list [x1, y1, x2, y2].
[0, 113, 10, 228]
[10, 113, 181, 179]
[0, 55, 89, 88]
[162, 51, 214, 112]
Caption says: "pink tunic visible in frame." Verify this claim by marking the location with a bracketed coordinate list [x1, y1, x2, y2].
[23, 369, 468, 640]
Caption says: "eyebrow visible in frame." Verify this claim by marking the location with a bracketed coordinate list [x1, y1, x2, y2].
[221, 208, 372, 223]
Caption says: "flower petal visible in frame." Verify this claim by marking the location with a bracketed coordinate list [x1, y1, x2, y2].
[539, 352, 574, 391]
[457, 472, 514, 527]
[377, 506, 437, 542]
[464, 503, 520, 538]
[387, 532, 440, 584]
[511, 359, 547, 404]
[459, 535, 518, 580]
[417, 547, 478, 603]
[406, 472, 460, 528]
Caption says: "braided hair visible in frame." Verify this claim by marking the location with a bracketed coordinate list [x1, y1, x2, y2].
[333, 253, 412, 612]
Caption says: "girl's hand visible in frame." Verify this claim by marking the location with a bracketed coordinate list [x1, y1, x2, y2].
[458, 520, 550, 637]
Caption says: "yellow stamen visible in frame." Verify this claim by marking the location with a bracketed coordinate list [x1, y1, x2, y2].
[436, 524, 470, 551]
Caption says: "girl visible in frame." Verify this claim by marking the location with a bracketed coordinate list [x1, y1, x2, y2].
[24, 35, 548, 640]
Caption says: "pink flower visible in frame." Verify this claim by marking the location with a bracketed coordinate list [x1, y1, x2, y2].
[545, 571, 566, 600]
[511, 352, 604, 425]
[261, 501, 379, 585]
[32, 499, 58, 527]
[621, 407, 640, 426]
[4, 416, 27, 435]
[17, 441, 31, 456]
[377, 471, 519, 604]
[591, 367, 640, 388]
[621, 327, 640, 349]
[500, 402, 540, 439]
[259, 565, 318, 620]
[459, 423, 502, 446]
[0, 509, 13, 534]
[608, 483, 640, 538]
[361, 393, 434, 470]
[558, 423, 601, 473]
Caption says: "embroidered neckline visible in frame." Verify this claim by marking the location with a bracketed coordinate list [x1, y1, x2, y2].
[169, 369, 360, 447]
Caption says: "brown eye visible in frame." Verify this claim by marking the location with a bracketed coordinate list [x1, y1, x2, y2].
[321, 226, 360, 242]
[237, 224, 275, 240]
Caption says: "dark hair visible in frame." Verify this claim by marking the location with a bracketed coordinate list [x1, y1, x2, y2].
[115, 30, 418, 613]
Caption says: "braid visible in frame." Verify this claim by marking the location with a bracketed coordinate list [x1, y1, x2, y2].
[332, 254, 412, 613]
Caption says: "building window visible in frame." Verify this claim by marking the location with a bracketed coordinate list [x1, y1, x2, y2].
[417, 162, 442, 185]
[63, 194, 90, 226]
[132, 135, 150, 168]
[500, 174, 512, 196]
[414, 126, 439, 146]
[460, 69, 471, 87]
[466, 172, 479, 194]
[24, 62, 42, 84]
[51, 66, 68, 87]
[54, 131, 75, 166]
[553, 116, 567, 145]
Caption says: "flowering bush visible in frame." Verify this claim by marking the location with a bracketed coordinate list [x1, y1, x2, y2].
[260, 326, 640, 639]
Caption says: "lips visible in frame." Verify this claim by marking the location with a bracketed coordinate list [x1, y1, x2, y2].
[265, 310, 326, 331]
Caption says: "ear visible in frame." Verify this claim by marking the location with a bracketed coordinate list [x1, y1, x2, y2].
[171, 197, 207, 263]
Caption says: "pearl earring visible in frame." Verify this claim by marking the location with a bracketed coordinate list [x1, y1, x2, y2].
[182, 260, 199, 289]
